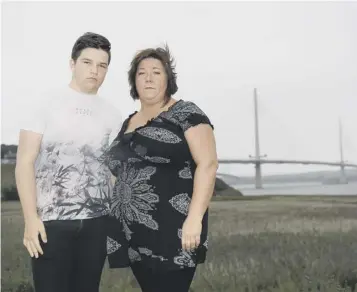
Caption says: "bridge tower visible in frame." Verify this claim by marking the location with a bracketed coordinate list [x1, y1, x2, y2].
[339, 118, 348, 184]
[249, 88, 266, 189]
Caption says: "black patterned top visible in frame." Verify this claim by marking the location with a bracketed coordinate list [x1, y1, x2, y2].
[105, 100, 214, 271]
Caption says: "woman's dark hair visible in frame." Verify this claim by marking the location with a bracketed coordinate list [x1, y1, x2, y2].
[71, 32, 111, 64]
[128, 44, 178, 105]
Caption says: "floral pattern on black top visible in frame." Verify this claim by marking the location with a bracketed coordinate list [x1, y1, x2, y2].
[105, 100, 214, 271]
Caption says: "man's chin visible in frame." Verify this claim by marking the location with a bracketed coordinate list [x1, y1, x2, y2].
[82, 83, 100, 93]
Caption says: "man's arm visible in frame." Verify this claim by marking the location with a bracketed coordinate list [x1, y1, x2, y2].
[15, 130, 47, 258]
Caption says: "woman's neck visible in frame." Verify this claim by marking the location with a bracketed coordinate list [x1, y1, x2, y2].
[140, 98, 174, 120]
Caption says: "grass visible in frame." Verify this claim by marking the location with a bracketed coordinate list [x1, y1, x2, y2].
[2, 197, 357, 292]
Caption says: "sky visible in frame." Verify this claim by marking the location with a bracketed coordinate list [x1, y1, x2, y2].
[1, 1, 357, 176]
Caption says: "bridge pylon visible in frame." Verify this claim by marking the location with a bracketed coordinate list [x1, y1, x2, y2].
[339, 118, 348, 184]
[249, 88, 267, 189]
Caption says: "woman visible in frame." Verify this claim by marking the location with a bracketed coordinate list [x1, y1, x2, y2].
[105, 45, 218, 292]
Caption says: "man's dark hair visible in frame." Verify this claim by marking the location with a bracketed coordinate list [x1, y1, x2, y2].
[71, 32, 111, 64]
[128, 44, 178, 105]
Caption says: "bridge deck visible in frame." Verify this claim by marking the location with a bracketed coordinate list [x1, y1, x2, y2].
[218, 159, 357, 168]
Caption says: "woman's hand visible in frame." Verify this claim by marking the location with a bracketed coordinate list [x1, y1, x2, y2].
[181, 215, 202, 251]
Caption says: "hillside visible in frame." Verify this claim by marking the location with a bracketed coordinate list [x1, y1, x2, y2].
[214, 177, 243, 196]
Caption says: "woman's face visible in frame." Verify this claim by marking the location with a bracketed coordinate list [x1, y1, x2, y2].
[135, 57, 168, 105]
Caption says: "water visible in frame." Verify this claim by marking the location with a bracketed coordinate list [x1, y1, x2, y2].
[233, 181, 357, 196]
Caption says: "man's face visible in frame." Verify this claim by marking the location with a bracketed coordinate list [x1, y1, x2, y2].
[70, 48, 109, 94]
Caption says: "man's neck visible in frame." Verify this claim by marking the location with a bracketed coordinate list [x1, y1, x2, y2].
[69, 82, 98, 95]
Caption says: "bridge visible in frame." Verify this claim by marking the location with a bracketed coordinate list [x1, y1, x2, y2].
[218, 158, 357, 168]
[218, 88, 356, 189]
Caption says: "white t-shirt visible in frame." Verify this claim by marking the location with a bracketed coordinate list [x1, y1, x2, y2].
[22, 86, 122, 221]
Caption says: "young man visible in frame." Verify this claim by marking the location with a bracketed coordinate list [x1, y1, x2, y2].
[15, 32, 121, 292]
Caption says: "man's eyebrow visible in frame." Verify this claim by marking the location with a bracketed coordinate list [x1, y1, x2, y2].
[81, 58, 108, 65]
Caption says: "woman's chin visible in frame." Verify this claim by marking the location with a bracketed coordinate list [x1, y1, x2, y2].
[139, 95, 164, 104]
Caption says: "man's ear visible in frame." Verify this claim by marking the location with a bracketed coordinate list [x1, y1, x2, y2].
[70, 59, 75, 71]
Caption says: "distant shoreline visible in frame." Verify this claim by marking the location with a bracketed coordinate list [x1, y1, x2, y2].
[218, 168, 357, 185]
[232, 181, 357, 196]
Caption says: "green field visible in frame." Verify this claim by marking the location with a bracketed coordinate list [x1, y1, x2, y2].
[2, 196, 357, 292]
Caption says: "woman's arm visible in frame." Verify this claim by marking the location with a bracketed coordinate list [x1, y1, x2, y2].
[181, 124, 218, 251]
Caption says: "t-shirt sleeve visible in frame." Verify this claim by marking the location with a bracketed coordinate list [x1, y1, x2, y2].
[20, 93, 49, 134]
[176, 101, 214, 132]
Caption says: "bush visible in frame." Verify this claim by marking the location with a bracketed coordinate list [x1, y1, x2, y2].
[2, 186, 19, 201]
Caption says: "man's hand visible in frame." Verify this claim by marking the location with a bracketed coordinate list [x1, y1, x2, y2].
[23, 216, 47, 258]
[16, 129, 45, 258]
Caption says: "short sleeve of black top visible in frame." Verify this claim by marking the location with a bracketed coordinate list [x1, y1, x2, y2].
[104, 100, 214, 272]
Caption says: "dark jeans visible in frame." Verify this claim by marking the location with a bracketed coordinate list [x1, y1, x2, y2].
[131, 263, 196, 292]
[31, 216, 108, 292]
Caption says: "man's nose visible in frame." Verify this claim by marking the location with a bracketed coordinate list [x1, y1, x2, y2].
[90, 64, 98, 75]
